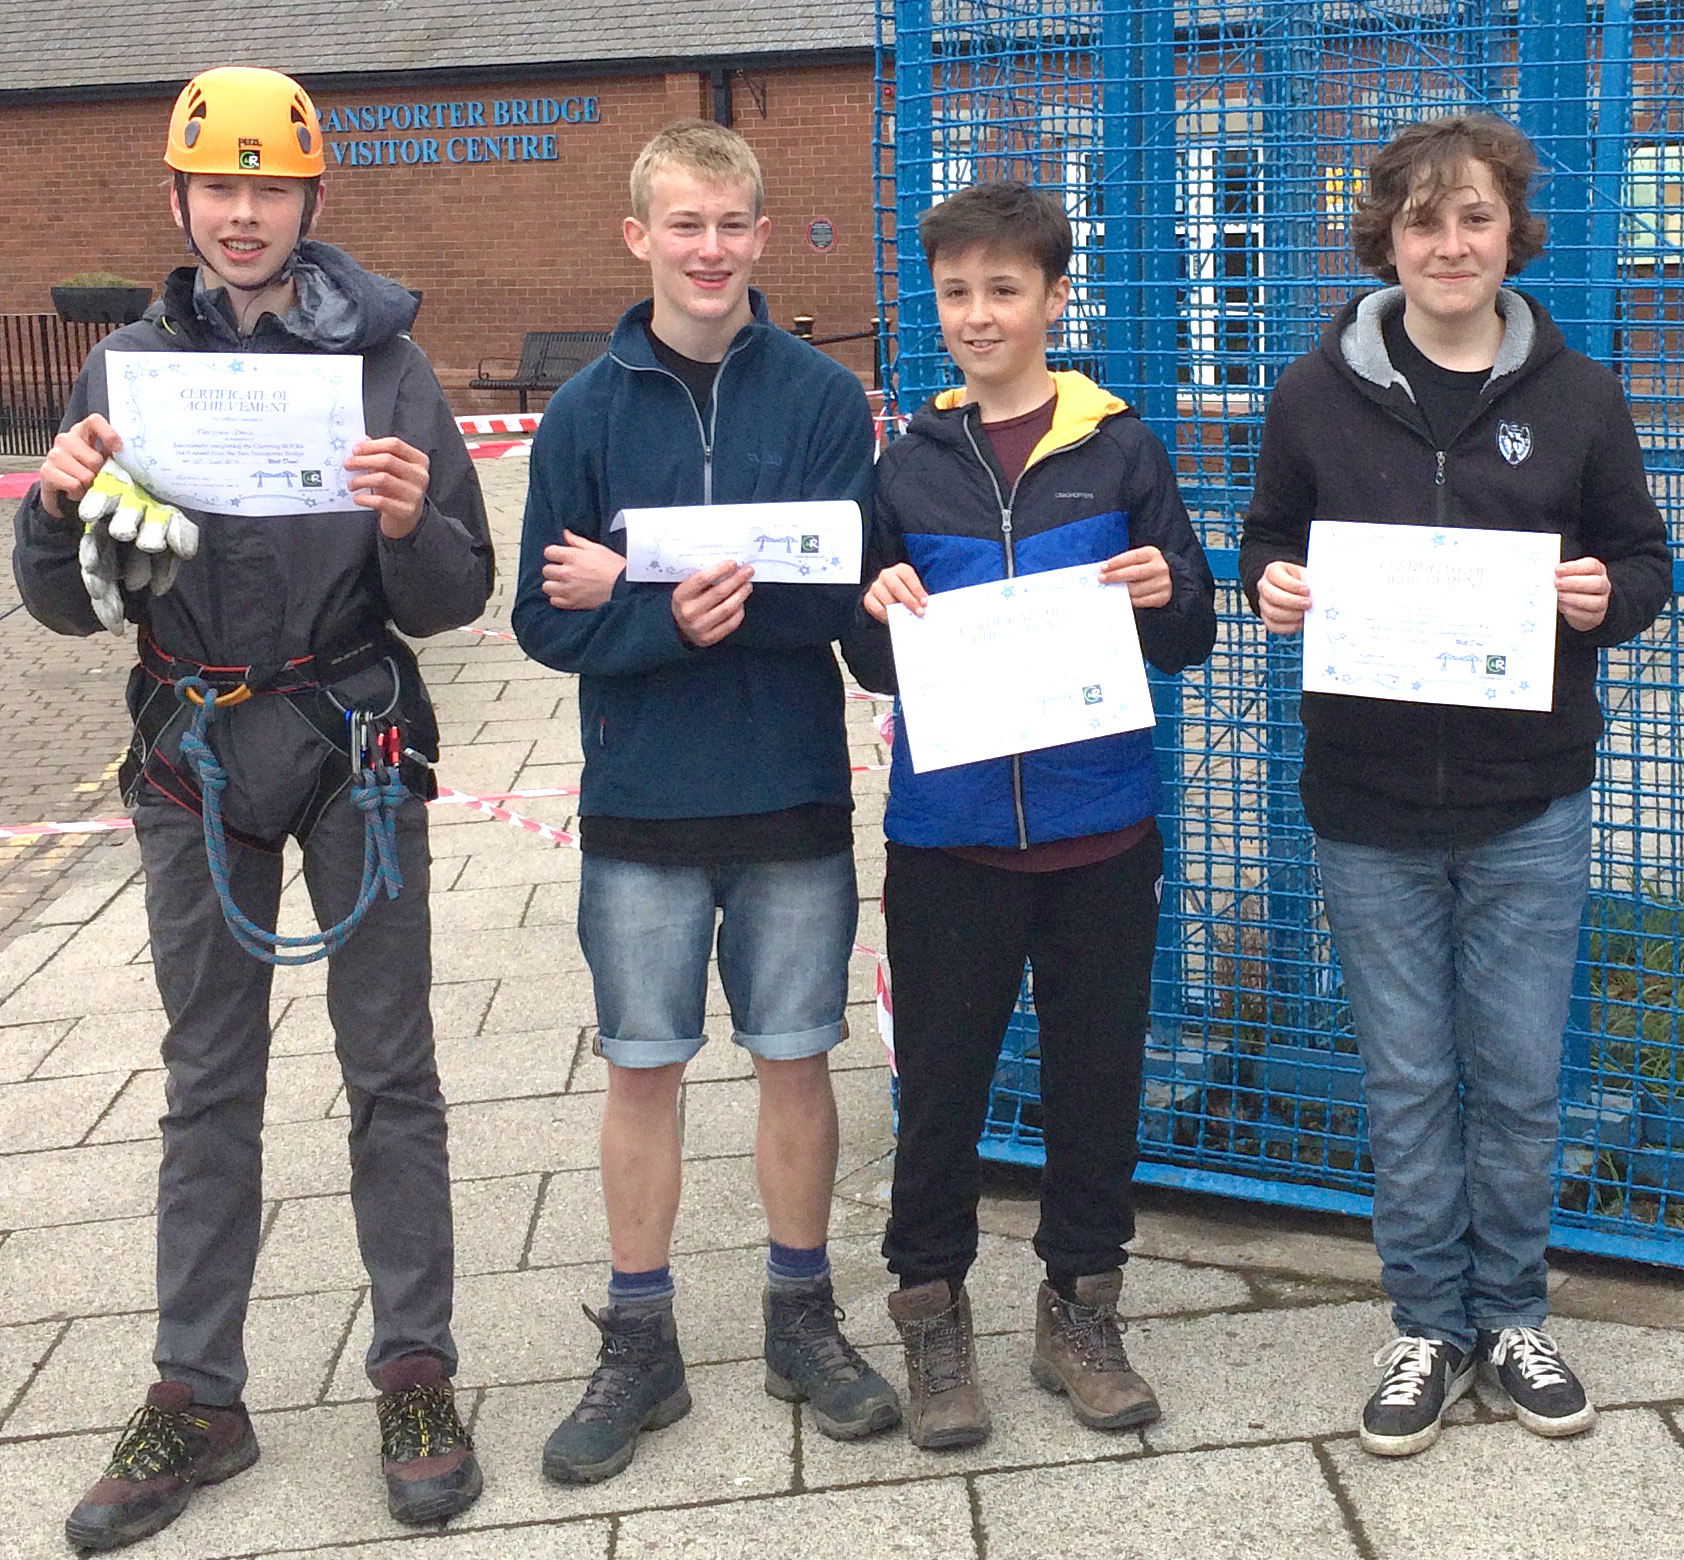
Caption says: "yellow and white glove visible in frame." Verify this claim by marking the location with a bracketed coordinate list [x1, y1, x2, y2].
[76, 461, 200, 634]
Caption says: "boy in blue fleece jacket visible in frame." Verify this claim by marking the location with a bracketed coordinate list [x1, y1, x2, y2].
[857, 182, 1215, 1450]
[512, 119, 900, 1485]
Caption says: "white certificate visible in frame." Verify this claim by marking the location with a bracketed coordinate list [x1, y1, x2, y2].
[888, 561, 1155, 774]
[614, 500, 862, 584]
[105, 352, 366, 516]
[1303, 520, 1559, 711]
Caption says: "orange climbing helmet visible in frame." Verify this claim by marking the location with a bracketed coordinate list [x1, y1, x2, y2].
[165, 66, 324, 178]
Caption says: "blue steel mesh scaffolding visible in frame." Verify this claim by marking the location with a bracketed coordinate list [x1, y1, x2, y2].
[873, 0, 1684, 1263]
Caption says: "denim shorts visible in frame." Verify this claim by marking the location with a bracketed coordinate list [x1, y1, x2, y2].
[577, 850, 858, 1069]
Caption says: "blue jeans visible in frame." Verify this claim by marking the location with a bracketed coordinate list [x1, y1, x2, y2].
[1315, 790, 1591, 1355]
[577, 850, 858, 1068]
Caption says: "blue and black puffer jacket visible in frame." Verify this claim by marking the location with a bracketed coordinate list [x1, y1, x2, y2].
[854, 371, 1216, 850]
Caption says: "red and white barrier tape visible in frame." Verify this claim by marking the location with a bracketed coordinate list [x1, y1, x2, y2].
[456, 414, 541, 436]
[463, 439, 531, 459]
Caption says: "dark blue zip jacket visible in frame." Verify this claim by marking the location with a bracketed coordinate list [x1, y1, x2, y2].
[512, 291, 873, 819]
[853, 372, 1216, 849]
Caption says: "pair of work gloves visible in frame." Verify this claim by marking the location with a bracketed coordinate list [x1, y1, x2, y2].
[75, 460, 200, 635]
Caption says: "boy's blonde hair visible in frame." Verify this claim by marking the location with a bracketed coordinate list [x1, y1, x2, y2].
[629, 119, 764, 221]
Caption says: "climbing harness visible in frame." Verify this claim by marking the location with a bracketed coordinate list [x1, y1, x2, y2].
[174, 675, 407, 965]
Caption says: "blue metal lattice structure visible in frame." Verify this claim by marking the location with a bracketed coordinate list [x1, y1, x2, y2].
[874, 0, 1684, 1264]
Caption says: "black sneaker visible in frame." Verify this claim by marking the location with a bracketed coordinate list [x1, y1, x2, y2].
[64, 1381, 260, 1551]
[763, 1280, 901, 1440]
[374, 1355, 483, 1524]
[542, 1305, 691, 1484]
[1359, 1335, 1474, 1457]
[1478, 1326, 1597, 1438]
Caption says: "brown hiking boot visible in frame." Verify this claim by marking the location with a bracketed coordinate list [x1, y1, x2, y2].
[887, 1279, 990, 1449]
[374, 1355, 483, 1524]
[64, 1380, 259, 1551]
[1031, 1271, 1161, 1430]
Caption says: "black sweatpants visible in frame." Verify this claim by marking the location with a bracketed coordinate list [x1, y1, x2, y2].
[881, 826, 1163, 1286]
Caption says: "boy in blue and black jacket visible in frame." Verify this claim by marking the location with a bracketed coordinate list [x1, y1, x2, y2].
[856, 182, 1215, 1449]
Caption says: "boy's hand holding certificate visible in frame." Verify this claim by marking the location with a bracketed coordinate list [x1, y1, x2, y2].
[105, 352, 366, 517]
[887, 561, 1156, 773]
[1302, 520, 1559, 712]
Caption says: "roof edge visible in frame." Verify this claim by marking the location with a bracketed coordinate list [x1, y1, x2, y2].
[0, 46, 877, 109]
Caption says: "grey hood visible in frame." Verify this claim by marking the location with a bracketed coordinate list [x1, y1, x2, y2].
[1337, 283, 1537, 399]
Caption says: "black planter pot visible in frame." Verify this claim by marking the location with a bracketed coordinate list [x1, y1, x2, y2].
[50, 285, 153, 324]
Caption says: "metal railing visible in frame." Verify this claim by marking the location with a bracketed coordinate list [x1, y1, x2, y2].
[0, 315, 114, 458]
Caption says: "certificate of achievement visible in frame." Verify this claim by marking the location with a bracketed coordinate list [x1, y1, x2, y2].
[887, 561, 1155, 774]
[614, 500, 862, 584]
[1303, 520, 1559, 712]
[105, 352, 366, 516]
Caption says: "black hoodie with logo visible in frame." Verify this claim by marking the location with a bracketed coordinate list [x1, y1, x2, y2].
[1239, 286, 1672, 846]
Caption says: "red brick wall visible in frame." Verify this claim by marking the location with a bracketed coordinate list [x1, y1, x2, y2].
[0, 62, 879, 410]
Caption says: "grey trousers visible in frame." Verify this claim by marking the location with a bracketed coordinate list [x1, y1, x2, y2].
[137, 793, 457, 1405]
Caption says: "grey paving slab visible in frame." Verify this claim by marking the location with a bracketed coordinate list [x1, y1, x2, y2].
[1140, 1299, 1410, 1453]
[453, 840, 583, 890]
[254, 1175, 538, 1297]
[0, 1320, 64, 1426]
[478, 970, 596, 1044]
[675, 1066, 895, 1180]
[976, 1443, 1361, 1560]
[0, 1018, 72, 1083]
[617, 1480, 978, 1560]
[266, 994, 336, 1057]
[249, 1117, 364, 1201]
[81, 1068, 162, 1144]
[0, 1137, 160, 1228]
[0, 961, 157, 1025]
[33, 1008, 163, 1076]
[443, 1093, 605, 1181]
[0, 1069, 130, 1151]
[460, 1363, 794, 1527]
[432, 740, 538, 795]
[432, 1028, 578, 1106]
[6, 1289, 359, 1435]
[27, 872, 136, 929]
[1328, 1407, 1684, 1560]
[434, 924, 593, 984]
[0, 925, 76, 1005]
[267, 1530, 611, 1560]
[35, 902, 149, 971]
[432, 883, 536, 934]
[0, 1425, 115, 1560]
[0, 1216, 154, 1323]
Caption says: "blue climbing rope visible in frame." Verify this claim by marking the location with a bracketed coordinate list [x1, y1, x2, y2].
[174, 676, 406, 965]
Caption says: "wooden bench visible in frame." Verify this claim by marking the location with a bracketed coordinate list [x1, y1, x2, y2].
[469, 329, 611, 412]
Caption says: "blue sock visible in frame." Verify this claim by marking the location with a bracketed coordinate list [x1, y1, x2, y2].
[767, 1240, 830, 1289]
[607, 1265, 674, 1313]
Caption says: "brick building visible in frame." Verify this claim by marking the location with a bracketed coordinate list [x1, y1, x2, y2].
[0, 1, 879, 408]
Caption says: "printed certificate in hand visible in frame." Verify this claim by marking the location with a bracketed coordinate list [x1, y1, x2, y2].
[1303, 520, 1559, 711]
[105, 352, 366, 516]
[614, 500, 862, 584]
[888, 562, 1155, 774]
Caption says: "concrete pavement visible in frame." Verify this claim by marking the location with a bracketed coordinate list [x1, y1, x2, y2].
[0, 449, 1681, 1559]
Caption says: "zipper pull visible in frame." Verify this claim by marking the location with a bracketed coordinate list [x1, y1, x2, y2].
[1001, 506, 1014, 535]
[1435, 450, 1446, 486]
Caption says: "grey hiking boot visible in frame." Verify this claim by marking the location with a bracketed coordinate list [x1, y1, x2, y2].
[763, 1279, 901, 1440]
[541, 1305, 691, 1484]
[887, 1279, 990, 1449]
[374, 1354, 483, 1525]
[64, 1381, 259, 1551]
[1031, 1271, 1161, 1430]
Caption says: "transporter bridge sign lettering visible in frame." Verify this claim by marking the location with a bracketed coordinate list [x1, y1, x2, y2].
[888, 561, 1155, 773]
[318, 96, 602, 168]
[1302, 519, 1559, 712]
[105, 353, 365, 517]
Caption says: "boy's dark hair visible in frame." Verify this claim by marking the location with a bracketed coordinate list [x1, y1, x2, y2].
[918, 181, 1072, 283]
[1353, 114, 1547, 281]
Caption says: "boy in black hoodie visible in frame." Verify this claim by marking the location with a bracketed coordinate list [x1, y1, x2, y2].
[13, 67, 491, 1547]
[1241, 115, 1669, 1459]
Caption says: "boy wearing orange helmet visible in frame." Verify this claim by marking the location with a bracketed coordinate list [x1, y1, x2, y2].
[13, 66, 492, 1547]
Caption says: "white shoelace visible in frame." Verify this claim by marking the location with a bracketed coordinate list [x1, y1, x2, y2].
[1486, 1326, 1570, 1389]
[1371, 1336, 1448, 1406]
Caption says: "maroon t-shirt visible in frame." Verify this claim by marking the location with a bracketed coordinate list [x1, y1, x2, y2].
[943, 395, 1153, 874]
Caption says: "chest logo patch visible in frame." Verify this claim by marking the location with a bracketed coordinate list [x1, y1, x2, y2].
[1497, 421, 1532, 466]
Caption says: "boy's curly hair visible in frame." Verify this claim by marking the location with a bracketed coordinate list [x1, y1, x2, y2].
[1353, 114, 1547, 281]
